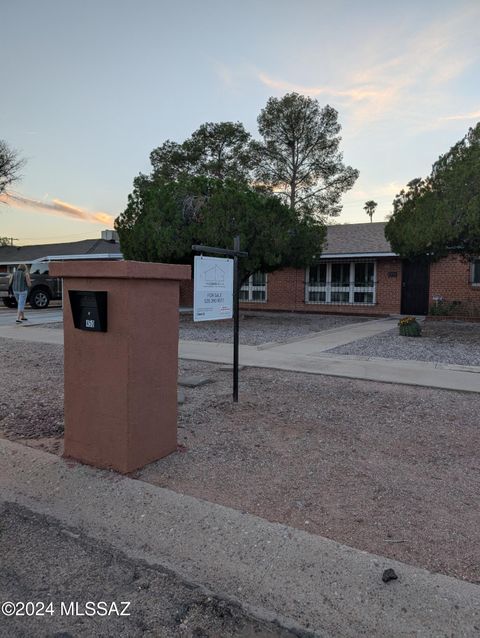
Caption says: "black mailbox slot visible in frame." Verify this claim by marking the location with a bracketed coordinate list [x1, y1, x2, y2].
[69, 290, 108, 332]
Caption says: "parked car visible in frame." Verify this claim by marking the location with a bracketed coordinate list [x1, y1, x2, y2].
[0, 261, 62, 309]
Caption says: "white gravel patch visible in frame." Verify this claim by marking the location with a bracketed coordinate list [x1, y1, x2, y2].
[327, 321, 480, 366]
[179, 312, 373, 346]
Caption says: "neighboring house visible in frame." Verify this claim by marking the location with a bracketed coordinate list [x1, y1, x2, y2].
[0, 231, 122, 273]
[181, 222, 480, 316]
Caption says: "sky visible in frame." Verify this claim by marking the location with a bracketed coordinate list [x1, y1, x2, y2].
[1, 0, 479, 245]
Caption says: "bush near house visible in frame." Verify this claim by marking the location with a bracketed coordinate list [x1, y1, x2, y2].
[398, 316, 422, 337]
[429, 299, 480, 318]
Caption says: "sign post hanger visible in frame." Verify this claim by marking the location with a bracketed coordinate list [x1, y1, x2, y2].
[192, 235, 248, 403]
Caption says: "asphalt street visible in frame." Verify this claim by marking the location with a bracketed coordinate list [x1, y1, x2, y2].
[0, 502, 302, 638]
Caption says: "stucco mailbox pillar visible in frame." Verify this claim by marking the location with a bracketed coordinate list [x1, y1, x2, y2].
[50, 260, 191, 473]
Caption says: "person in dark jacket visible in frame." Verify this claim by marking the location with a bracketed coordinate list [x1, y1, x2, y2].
[9, 264, 32, 323]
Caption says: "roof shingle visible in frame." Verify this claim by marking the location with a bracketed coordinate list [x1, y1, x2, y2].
[323, 222, 393, 256]
[0, 238, 121, 264]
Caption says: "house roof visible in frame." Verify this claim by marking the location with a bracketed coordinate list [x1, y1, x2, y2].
[0, 222, 393, 265]
[322, 222, 394, 257]
[0, 238, 121, 265]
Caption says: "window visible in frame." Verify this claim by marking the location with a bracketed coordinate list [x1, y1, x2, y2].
[240, 272, 267, 302]
[472, 259, 480, 285]
[29, 262, 49, 275]
[308, 264, 326, 302]
[306, 261, 376, 305]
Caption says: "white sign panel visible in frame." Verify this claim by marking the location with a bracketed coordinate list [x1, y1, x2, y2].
[194, 255, 234, 322]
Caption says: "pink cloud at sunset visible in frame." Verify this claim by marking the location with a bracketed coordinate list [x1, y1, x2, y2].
[0, 192, 115, 226]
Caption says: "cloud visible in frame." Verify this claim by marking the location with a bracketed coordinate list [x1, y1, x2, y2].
[214, 61, 235, 88]
[350, 181, 405, 200]
[0, 192, 114, 226]
[439, 110, 480, 122]
[257, 73, 381, 102]
[257, 5, 480, 134]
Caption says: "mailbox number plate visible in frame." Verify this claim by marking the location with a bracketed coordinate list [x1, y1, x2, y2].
[69, 290, 108, 332]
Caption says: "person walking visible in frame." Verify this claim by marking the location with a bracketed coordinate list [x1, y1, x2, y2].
[9, 264, 32, 323]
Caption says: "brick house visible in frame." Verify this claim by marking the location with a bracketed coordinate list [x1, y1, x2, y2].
[181, 222, 480, 316]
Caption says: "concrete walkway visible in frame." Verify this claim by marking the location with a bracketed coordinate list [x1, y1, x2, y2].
[0, 323, 65, 345]
[179, 340, 480, 393]
[1, 438, 479, 638]
[1, 321, 479, 393]
[258, 316, 401, 352]
[0, 308, 63, 327]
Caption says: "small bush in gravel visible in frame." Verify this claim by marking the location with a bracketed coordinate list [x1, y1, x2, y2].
[430, 299, 480, 318]
[398, 316, 421, 337]
[429, 300, 461, 316]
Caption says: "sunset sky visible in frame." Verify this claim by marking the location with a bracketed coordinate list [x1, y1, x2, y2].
[1, 0, 479, 245]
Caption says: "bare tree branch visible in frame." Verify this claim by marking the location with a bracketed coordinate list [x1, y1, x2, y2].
[0, 140, 25, 197]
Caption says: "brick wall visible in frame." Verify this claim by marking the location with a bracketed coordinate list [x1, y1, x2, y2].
[241, 258, 403, 316]
[429, 254, 480, 310]
[174, 255, 480, 317]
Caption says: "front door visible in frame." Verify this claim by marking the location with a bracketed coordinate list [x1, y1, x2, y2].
[401, 260, 430, 315]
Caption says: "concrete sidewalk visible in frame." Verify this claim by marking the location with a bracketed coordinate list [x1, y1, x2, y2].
[259, 316, 401, 352]
[0, 323, 65, 345]
[179, 340, 480, 393]
[1, 439, 479, 637]
[1, 323, 479, 393]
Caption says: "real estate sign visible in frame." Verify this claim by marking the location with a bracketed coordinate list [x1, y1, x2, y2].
[193, 255, 234, 322]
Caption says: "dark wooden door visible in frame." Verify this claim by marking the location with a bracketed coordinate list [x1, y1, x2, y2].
[401, 260, 430, 315]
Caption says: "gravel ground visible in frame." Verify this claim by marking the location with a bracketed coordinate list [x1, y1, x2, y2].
[2, 338, 480, 584]
[0, 502, 302, 638]
[179, 312, 372, 345]
[327, 320, 480, 366]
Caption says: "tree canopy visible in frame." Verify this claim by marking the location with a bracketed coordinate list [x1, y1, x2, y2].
[364, 200, 377, 222]
[385, 123, 480, 260]
[149, 122, 254, 182]
[115, 175, 326, 281]
[0, 140, 24, 197]
[116, 93, 358, 272]
[254, 93, 358, 218]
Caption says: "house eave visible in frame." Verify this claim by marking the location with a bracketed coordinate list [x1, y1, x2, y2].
[319, 252, 397, 260]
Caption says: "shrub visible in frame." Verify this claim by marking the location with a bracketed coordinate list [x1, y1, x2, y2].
[398, 316, 422, 337]
[429, 300, 458, 316]
[429, 299, 480, 317]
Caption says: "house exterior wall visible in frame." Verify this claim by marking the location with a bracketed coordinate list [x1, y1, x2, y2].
[429, 254, 480, 309]
[180, 255, 480, 317]
[239, 258, 403, 315]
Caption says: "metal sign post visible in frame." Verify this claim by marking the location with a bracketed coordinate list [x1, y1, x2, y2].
[192, 236, 248, 403]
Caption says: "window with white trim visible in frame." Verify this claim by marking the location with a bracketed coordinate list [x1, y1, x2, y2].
[306, 261, 376, 304]
[240, 272, 267, 302]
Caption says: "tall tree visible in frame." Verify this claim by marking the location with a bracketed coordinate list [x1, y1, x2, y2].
[364, 200, 377, 222]
[150, 122, 254, 182]
[385, 123, 480, 260]
[254, 93, 358, 219]
[0, 140, 25, 197]
[115, 176, 326, 281]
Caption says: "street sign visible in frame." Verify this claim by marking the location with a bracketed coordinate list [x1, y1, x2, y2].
[193, 255, 234, 322]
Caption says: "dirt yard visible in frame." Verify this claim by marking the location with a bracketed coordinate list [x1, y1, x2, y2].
[329, 320, 480, 366]
[1, 337, 479, 584]
[179, 312, 372, 345]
